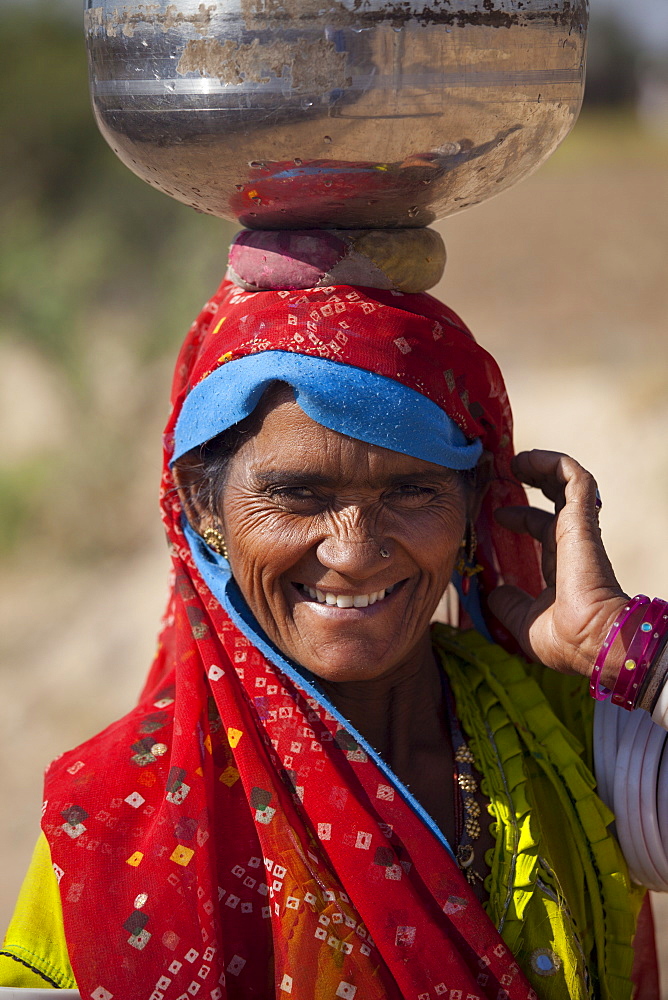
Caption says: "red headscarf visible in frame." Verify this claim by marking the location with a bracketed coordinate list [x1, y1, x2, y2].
[43, 281, 542, 1000]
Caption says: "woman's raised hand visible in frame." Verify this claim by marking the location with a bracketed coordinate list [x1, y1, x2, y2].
[487, 450, 629, 681]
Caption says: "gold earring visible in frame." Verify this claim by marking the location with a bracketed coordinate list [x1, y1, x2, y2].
[466, 523, 478, 566]
[455, 523, 483, 594]
[202, 527, 228, 559]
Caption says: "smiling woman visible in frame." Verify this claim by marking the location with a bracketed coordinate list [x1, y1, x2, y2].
[174, 385, 479, 850]
[174, 383, 474, 684]
[2, 279, 667, 1000]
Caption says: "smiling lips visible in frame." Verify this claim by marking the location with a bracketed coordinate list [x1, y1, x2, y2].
[297, 583, 398, 608]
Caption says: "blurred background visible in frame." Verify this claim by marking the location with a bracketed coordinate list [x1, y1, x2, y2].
[1, 0, 667, 988]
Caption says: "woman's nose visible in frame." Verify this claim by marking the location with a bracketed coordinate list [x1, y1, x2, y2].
[316, 536, 390, 577]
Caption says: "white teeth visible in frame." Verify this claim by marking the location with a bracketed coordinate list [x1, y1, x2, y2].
[301, 584, 396, 606]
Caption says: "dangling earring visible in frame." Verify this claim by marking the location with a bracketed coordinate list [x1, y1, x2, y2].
[455, 523, 483, 596]
[202, 527, 228, 560]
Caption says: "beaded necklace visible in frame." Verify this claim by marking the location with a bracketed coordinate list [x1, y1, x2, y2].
[444, 680, 487, 887]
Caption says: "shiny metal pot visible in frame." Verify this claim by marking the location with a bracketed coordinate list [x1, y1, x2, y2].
[85, 0, 588, 229]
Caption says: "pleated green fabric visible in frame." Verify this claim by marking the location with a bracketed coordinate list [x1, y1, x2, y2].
[434, 625, 644, 1000]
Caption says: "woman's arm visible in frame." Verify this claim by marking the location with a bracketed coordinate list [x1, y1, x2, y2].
[490, 449, 668, 891]
[488, 448, 667, 703]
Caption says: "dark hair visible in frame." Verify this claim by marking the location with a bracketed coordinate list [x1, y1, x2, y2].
[173, 382, 295, 519]
[173, 421, 253, 520]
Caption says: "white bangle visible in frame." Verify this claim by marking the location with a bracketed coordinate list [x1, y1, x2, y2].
[652, 676, 668, 730]
[639, 638, 668, 713]
[594, 699, 668, 890]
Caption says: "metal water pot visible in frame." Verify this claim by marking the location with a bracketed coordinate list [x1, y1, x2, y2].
[85, 0, 588, 229]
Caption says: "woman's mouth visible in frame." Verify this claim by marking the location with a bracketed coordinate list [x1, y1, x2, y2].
[294, 581, 404, 608]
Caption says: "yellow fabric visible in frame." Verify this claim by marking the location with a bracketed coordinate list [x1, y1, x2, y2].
[434, 626, 645, 1000]
[0, 832, 76, 989]
[1, 630, 644, 997]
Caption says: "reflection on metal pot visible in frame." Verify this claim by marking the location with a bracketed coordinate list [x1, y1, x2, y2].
[85, 0, 588, 228]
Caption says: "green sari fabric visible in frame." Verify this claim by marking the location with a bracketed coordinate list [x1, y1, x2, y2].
[434, 625, 644, 1000]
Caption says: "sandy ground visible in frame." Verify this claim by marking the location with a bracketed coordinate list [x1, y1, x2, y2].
[1, 122, 667, 990]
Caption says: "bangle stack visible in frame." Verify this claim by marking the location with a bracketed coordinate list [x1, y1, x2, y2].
[591, 596, 668, 712]
[646, 640, 668, 725]
[592, 597, 668, 892]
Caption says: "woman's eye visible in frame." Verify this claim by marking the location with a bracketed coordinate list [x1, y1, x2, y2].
[269, 486, 323, 507]
[279, 487, 315, 499]
[390, 484, 437, 501]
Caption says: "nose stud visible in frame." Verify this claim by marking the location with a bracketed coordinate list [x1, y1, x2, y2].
[380, 547, 390, 559]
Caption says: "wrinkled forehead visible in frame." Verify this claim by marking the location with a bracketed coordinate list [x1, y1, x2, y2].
[172, 352, 483, 471]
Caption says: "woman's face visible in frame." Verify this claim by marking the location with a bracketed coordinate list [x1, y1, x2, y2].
[213, 393, 472, 682]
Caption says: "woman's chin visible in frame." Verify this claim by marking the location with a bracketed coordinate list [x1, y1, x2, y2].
[303, 653, 406, 684]
[288, 628, 419, 683]
[271, 581, 434, 682]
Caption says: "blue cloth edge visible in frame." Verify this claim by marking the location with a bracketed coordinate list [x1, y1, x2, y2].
[173, 351, 482, 471]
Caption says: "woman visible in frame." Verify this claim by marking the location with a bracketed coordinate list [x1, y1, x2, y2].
[2, 279, 666, 998]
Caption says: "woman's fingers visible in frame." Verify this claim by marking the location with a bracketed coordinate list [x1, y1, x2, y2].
[511, 450, 569, 503]
[495, 506, 556, 584]
[512, 450, 595, 510]
[494, 448, 627, 674]
[548, 459, 620, 594]
[486, 585, 538, 660]
[494, 505, 553, 540]
[510, 449, 618, 589]
[510, 452, 601, 536]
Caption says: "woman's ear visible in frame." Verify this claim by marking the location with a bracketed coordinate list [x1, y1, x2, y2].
[467, 450, 494, 523]
[171, 454, 215, 535]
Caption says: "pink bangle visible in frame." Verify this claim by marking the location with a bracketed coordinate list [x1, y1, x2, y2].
[612, 599, 668, 710]
[590, 595, 650, 701]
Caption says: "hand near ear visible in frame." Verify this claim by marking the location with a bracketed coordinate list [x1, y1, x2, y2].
[487, 450, 629, 683]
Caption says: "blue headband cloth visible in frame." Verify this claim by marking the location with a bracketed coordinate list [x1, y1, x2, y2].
[173, 351, 483, 470]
